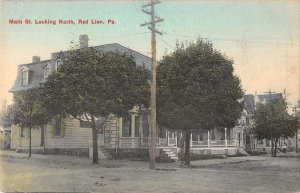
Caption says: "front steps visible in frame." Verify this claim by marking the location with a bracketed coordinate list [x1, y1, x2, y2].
[162, 148, 178, 161]
[89, 147, 112, 160]
[238, 148, 250, 156]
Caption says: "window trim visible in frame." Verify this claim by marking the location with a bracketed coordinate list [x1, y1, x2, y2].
[44, 63, 51, 78]
[55, 60, 62, 71]
[20, 67, 29, 86]
[20, 126, 25, 137]
[122, 113, 132, 137]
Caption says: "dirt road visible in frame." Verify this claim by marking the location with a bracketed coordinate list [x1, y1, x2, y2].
[0, 150, 299, 193]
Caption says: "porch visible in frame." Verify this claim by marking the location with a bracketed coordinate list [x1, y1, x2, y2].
[117, 136, 177, 148]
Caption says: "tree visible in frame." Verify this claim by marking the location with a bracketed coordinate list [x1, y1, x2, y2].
[41, 48, 150, 164]
[157, 39, 243, 166]
[253, 98, 299, 157]
[9, 89, 50, 157]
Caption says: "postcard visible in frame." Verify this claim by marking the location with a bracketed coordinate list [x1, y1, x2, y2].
[0, 0, 299, 192]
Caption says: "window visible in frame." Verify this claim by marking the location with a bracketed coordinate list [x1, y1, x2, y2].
[20, 68, 29, 86]
[52, 116, 64, 136]
[80, 120, 91, 128]
[122, 113, 131, 137]
[44, 64, 51, 78]
[142, 114, 149, 137]
[211, 129, 215, 140]
[160, 128, 166, 138]
[134, 116, 140, 137]
[20, 126, 25, 137]
[192, 130, 198, 141]
[55, 60, 62, 71]
[199, 134, 203, 141]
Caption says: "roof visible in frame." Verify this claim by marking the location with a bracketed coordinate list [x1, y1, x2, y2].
[51, 43, 152, 70]
[10, 60, 51, 92]
[10, 43, 152, 92]
[257, 93, 284, 104]
[243, 94, 255, 114]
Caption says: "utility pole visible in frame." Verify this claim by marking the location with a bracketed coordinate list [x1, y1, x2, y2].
[141, 0, 163, 169]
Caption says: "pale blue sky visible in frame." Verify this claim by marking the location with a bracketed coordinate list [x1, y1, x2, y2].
[1, 0, 299, 106]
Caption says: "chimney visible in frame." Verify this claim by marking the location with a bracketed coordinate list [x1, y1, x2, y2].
[79, 35, 89, 49]
[32, 56, 40, 63]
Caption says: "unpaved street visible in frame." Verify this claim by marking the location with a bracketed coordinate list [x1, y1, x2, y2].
[0, 150, 299, 193]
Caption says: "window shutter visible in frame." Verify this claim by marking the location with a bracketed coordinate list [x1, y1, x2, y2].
[50, 119, 56, 137]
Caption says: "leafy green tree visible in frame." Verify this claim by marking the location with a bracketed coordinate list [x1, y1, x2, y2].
[9, 89, 50, 157]
[41, 48, 150, 164]
[253, 98, 299, 157]
[157, 39, 243, 166]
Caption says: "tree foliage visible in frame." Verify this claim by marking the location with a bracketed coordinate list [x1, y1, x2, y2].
[9, 88, 50, 157]
[41, 47, 150, 163]
[253, 98, 299, 156]
[157, 39, 244, 165]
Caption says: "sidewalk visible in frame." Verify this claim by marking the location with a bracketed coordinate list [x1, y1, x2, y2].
[191, 156, 265, 167]
[1, 149, 298, 170]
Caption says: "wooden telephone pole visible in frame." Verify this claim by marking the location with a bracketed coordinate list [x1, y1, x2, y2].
[141, 0, 163, 169]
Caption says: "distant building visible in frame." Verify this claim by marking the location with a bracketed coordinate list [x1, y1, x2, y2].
[0, 102, 11, 149]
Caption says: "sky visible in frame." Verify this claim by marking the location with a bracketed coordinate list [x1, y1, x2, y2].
[0, 0, 299, 107]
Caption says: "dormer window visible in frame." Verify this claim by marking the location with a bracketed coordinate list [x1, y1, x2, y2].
[44, 63, 51, 78]
[20, 67, 29, 86]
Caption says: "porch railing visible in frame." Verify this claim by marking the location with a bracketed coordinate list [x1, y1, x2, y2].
[227, 140, 237, 146]
[210, 140, 225, 146]
[114, 137, 237, 148]
[168, 138, 177, 147]
[119, 137, 141, 148]
[192, 140, 208, 147]
[192, 140, 237, 147]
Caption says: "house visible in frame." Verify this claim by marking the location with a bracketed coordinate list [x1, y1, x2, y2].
[0, 101, 11, 149]
[9, 35, 160, 158]
[248, 92, 297, 153]
[187, 94, 255, 156]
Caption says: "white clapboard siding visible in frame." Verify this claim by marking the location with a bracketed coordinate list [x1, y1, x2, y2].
[45, 118, 92, 149]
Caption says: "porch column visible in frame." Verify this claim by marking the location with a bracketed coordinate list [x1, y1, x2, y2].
[139, 115, 143, 145]
[207, 130, 210, 148]
[166, 130, 169, 146]
[225, 127, 228, 147]
[131, 115, 135, 138]
[175, 132, 178, 147]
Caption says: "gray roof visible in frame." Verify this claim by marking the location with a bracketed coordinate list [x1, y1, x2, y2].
[10, 43, 152, 92]
[243, 94, 255, 114]
[10, 60, 51, 92]
[52, 43, 152, 70]
[257, 93, 284, 103]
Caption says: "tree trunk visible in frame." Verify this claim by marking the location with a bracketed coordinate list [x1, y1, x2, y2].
[184, 129, 191, 166]
[91, 115, 99, 164]
[271, 138, 274, 157]
[29, 126, 32, 158]
[179, 131, 185, 155]
[40, 125, 45, 147]
[274, 138, 278, 157]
